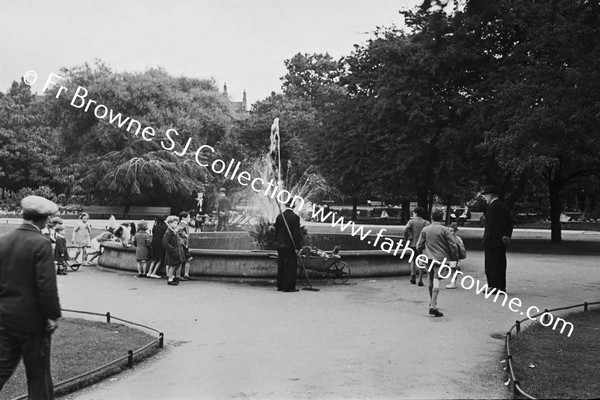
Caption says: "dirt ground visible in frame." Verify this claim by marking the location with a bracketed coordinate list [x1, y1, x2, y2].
[50, 248, 599, 400]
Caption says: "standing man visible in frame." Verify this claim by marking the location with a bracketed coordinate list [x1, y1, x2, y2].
[0, 195, 62, 399]
[275, 200, 303, 292]
[417, 209, 459, 317]
[482, 185, 513, 293]
[216, 188, 231, 232]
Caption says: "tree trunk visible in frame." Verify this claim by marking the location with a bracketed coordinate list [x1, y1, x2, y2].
[549, 179, 562, 244]
[351, 196, 358, 221]
[417, 185, 428, 211]
[445, 195, 453, 225]
[401, 199, 410, 223]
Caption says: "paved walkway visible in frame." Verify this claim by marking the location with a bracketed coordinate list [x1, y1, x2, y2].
[49, 249, 599, 399]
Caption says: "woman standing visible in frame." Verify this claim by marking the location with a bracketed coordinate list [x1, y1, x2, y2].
[72, 212, 92, 264]
[147, 216, 167, 278]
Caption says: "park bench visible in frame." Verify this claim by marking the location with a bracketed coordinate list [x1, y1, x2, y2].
[127, 206, 172, 219]
[84, 206, 126, 219]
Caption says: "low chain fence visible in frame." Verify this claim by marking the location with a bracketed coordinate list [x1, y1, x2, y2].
[505, 301, 600, 399]
[10, 309, 164, 400]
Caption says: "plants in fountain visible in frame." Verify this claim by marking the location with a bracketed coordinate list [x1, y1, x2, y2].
[249, 217, 308, 250]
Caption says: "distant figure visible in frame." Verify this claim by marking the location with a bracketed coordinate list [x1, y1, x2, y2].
[163, 215, 186, 286]
[482, 185, 513, 293]
[275, 200, 303, 292]
[404, 207, 430, 286]
[458, 206, 471, 227]
[54, 225, 69, 276]
[417, 210, 459, 317]
[87, 230, 114, 265]
[72, 212, 91, 264]
[177, 212, 194, 281]
[133, 220, 152, 277]
[0, 195, 62, 399]
[147, 216, 168, 279]
[216, 188, 231, 231]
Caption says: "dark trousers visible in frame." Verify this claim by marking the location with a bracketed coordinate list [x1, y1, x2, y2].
[217, 217, 227, 232]
[277, 248, 298, 291]
[484, 246, 507, 292]
[0, 326, 54, 400]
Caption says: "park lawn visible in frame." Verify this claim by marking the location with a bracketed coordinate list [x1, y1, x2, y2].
[0, 318, 158, 400]
[510, 308, 600, 399]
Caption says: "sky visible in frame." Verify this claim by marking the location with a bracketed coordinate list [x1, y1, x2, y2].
[0, 0, 420, 106]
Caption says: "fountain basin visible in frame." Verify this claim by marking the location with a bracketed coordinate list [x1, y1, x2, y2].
[98, 232, 411, 279]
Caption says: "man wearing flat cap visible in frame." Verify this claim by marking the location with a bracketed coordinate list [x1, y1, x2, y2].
[482, 185, 513, 293]
[0, 195, 62, 399]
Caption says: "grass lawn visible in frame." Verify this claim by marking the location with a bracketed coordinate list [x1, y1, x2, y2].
[0, 318, 158, 400]
[510, 308, 600, 399]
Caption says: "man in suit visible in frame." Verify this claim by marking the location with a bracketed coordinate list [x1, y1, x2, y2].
[482, 185, 513, 293]
[216, 188, 231, 232]
[275, 200, 303, 292]
[0, 195, 62, 399]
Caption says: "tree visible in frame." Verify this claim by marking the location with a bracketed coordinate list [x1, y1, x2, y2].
[458, 0, 600, 242]
[0, 80, 60, 193]
[45, 61, 239, 207]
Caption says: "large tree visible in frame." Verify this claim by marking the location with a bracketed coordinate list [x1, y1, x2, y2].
[0, 80, 60, 194]
[45, 62, 239, 208]
[458, 0, 600, 242]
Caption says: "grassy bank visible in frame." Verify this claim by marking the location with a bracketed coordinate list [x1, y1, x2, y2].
[510, 308, 600, 399]
[0, 318, 159, 400]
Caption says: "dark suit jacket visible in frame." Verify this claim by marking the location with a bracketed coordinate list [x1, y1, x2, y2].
[0, 224, 62, 333]
[483, 199, 513, 248]
[275, 209, 302, 250]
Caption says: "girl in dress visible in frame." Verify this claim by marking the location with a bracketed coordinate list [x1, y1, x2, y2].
[133, 220, 152, 277]
[72, 212, 92, 264]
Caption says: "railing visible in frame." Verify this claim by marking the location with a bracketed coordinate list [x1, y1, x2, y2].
[10, 309, 164, 400]
[505, 301, 600, 399]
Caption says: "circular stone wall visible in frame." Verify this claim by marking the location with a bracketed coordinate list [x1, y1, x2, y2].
[99, 232, 410, 279]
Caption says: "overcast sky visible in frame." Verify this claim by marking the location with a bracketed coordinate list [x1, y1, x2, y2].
[0, 0, 421, 106]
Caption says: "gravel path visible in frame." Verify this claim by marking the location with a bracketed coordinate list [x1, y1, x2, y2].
[53, 247, 599, 399]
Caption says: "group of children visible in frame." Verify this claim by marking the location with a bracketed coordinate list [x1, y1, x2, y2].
[129, 213, 195, 286]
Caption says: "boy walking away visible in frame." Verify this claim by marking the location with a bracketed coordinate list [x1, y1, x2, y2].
[404, 207, 430, 286]
[446, 222, 467, 289]
[417, 210, 459, 317]
[133, 220, 152, 278]
[54, 225, 69, 275]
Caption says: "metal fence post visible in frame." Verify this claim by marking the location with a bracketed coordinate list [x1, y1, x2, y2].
[127, 350, 133, 368]
[543, 309, 550, 325]
[513, 380, 521, 396]
[515, 320, 520, 334]
[159, 332, 164, 348]
[106, 312, 111, 323]
[584, 302, 588, 311]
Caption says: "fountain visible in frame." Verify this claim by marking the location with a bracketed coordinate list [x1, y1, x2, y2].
[99, 119, 411, 279]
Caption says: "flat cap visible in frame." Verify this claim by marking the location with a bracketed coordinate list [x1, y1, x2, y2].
[21, 195, 58, 217]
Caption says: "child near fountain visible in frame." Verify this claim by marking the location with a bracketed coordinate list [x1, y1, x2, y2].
[54, 225, 69, 276]
[133, 220, 152, 277]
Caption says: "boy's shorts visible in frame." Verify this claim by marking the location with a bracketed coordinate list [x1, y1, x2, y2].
[428, 265, 445, 281]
